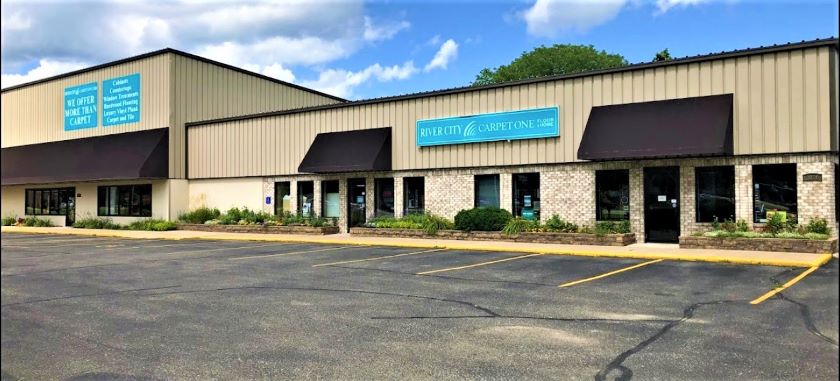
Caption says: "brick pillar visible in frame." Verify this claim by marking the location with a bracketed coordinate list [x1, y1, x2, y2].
[734, 164, 753, 230]
[394, 177, 404, 218]
[680, 165, 696, 237]
[426, 174, 473, 220]
[289, 180, 298, 215]
[629, 167, 644, 242]
[313, 180, 322, 218]
[338, 178, 348, 233]
[542, 167, 595, 227]
[366, 176, 375, 221]
[797, 162, 836, 235]
[500, 173, 513, 213]
[263, 179, 275, 214]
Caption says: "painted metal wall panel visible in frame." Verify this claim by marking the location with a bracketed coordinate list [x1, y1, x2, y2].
[187, 46, 837, 179]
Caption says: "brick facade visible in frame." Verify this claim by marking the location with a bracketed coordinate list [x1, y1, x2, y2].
[260, 152, 837, 236]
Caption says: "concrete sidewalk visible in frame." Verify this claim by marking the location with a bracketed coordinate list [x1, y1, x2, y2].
[2, 225, 833, 268]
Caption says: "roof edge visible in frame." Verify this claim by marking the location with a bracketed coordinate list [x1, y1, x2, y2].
[186, 37, 838, 128]
[0, 48, 346, 102]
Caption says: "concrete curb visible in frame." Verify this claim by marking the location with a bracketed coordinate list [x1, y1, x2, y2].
[2, 226, 832, 268]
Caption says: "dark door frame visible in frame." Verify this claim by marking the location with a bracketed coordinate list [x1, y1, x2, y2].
[346, 178, 366, 231]
[643, 166, 680, 243]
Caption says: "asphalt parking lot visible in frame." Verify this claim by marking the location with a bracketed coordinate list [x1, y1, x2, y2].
[1, 232, 838, 380]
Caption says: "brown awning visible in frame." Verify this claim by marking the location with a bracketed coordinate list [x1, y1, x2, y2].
[1, 129, 168, 185]
[578, 94, 733, 161]
[298, 127, 391, 173]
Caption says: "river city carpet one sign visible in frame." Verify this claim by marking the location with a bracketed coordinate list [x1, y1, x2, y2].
[415, 107, 560, 147]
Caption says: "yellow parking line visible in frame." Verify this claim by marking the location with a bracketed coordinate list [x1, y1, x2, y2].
[558, 259, 664, 288]
[417, 253, 544, 275]
[230, 246, 353, 261]
[750, 266, 821, 305]
[313, 248, 447, 267]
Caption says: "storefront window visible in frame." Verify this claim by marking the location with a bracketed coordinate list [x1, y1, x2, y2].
[513, 173, 540, 220]
[596, 170, 630, 221]
[753, 164, 797, 223]
[25, 188, 74, 216]
[403, 177, 425, 215]
[374, 178, 395, 218]
[97, 184, 152, 217]
[274, 182, 291, 216]
[321, 180, 340, 218]
[475, 174, 500, 208]
[297, 181, 314, 217]
[695, 166, 735, 222]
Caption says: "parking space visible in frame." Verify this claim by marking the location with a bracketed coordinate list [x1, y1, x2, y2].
[2, 232, 838, 380]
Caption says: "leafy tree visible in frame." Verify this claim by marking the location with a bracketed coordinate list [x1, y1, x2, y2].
[653, 48, 673, 62]
[472, 44, 627, 86]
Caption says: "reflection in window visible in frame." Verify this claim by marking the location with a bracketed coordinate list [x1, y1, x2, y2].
[374, 178, 395, 218]
[474, 174, 500, 208]
[695, 166, 735, 223]
[97, 184, 152, 217]
[403, 177, 425, 215]
[297, 181, 314, 217]
[25, 188, 75, 216]
[321, 180, 340, 218]
[513, 173, 540, 220]
[274, 182, 291, 216]
[596, 170, 629, 221]
[753, 164, 797, 223]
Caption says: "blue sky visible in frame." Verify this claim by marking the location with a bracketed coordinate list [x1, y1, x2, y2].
[1, 0, 838, 100]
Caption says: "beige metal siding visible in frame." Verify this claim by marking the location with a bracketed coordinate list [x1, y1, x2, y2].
[1, 54, 171, 148]
[170, 54, 341, 178]
[186, 46, 834, 178]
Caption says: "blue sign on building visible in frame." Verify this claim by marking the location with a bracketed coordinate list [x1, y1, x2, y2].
[64, 82, 98, 131]
[102, 73, 141, 126]
[416, 107, 559, 147]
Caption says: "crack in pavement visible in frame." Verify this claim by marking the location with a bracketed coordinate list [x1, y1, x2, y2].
[767, 267, 839, 348]
[1, 285, 182, 307]
[594, 299, 744, 381]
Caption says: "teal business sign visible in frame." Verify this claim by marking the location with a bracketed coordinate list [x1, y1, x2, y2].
[64, 82, 98, 130]
[416, 107, 559, 147]
[102, 73, 140, 126]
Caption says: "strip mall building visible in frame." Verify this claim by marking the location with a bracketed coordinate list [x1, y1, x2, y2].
[2, 38, 839, 243]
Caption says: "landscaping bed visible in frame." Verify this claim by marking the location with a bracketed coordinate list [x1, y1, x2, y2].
[177, 223, 339, 235]
[350, 227, 635, 245]
[679, 235, 837, 254]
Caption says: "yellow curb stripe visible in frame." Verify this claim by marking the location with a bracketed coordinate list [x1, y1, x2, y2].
[558, 259, 664, 288]
[750, 266, 822, 305]
[313, 248, 447, 267]
[230, 246, 353, 261]
[417, 253, 544, 275]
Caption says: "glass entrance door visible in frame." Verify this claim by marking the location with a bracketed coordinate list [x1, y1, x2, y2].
[63, 189, 76, 226]
[347, 178, 367, 229]
[644, 167, 680, 243]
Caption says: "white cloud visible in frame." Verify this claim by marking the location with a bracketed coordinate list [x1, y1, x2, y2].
[1, 10, 30, 31]
[424, 39, 458, 72]
[520, 0, 627, 37]
[363, 16, 410, 42]
[196, 36, 355, 68]
[300, 61, 418, 99]
[1, 59, 88, 88]
[655, 0, 710, 14]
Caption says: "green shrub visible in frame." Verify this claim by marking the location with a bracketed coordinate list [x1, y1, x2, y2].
[73, 216, 121, 229]
[127, 219, 177, 231]
[764, 213, 786, 236]
[735, 219, 749, 232]
[454, 207, 512, 231]
[593, 220, 631, 235]
[804, 232, 830, 240]
[421, 214, 453, 235]
[805, 218, 831, 235]
[23, 217, 55, 227]
[720, 219, 737, 233]
[502, 217, 533, 235]
[178, 207, 220, 224]
[2, 215, 17, 226]
[543, 215, 578, 233]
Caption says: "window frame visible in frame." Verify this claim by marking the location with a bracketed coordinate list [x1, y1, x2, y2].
[403, 177, 425, 215]
[25, 188, 75, 216]
[595, 169, 630, 222]
[297, 181, 314, 217]
[274, 181, 291, 216]
[752, 163, 798, 223]
[374, 178, 395, 218]
[321, 180, 340, 218]
[694, 166, 736, 223]
[97, 184, 152, 217]
[474, 174, 501, 208]
[512, 173, 540, 220]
